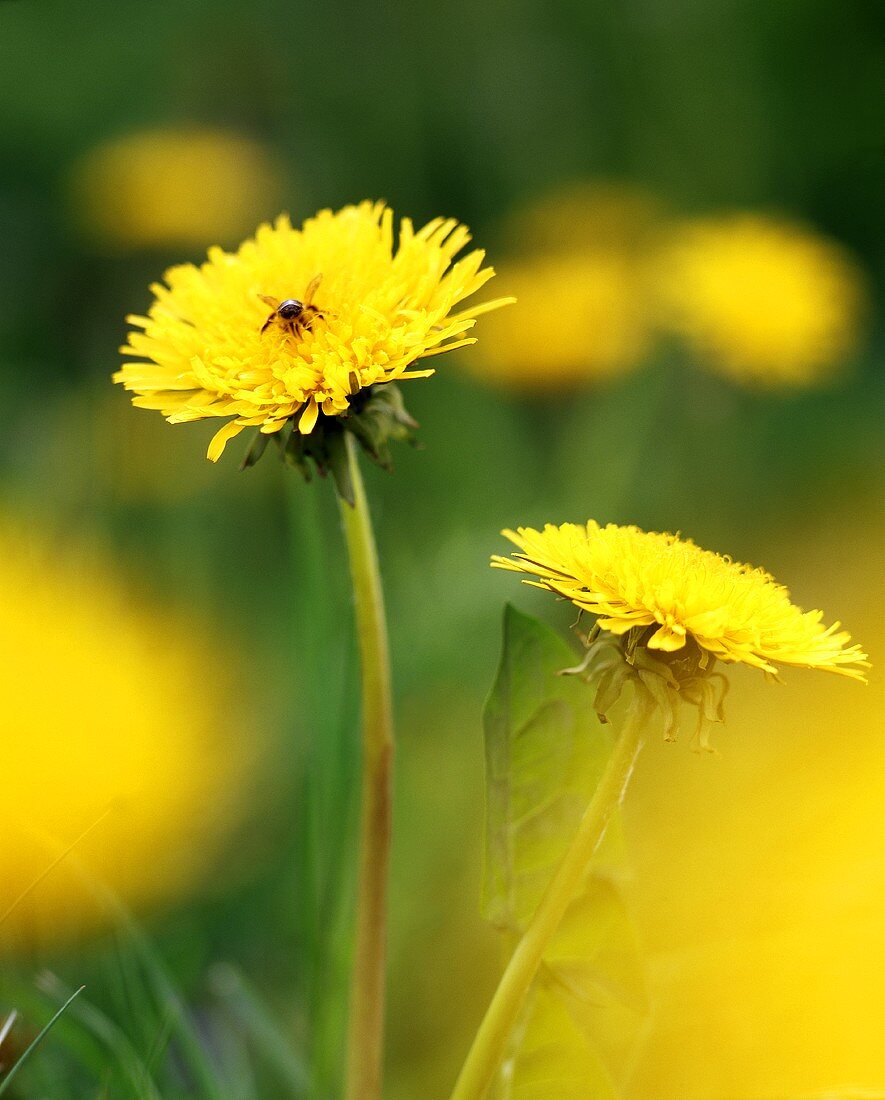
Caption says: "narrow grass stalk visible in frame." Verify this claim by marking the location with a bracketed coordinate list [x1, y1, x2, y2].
[0, 986, 84, 1096]
[338, 433, 394, 1100]
[450, 688, 653, 1100]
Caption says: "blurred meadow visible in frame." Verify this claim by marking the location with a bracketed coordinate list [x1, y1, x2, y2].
[0, 1, 883, 1097]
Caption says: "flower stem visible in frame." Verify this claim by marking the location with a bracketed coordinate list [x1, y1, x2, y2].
[450, 688, 653, 1100]
[338, 432, 394, 1100]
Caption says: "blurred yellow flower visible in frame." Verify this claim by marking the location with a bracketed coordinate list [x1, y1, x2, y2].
[504, 181, 663, 255]
[653, 213, 867, 387]
[493, 521, 868, 679]
[474, 252, 650, 390]
[0, 514, 249, 945]
[115, 201, 511, 461]
[468, 182, 659, 391]
[627, 516, 885, 1098]
[70, 126, 284, 250]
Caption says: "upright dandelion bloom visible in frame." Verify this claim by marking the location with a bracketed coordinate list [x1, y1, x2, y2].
[115, 202, 509, 1100]
[652, 213, 867, 387]
[115, 201, 511, 472]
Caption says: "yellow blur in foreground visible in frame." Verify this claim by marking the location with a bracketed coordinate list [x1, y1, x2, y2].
[653, 213, 867, 388]
[69, 126, 284, 250]
[627, 517, 885, 1098]
[0, 513, 249, 945]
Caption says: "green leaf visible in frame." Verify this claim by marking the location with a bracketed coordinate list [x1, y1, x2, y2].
[541, 877, 646, 1074]
[483, 604, 618, 933]
[482, 605, 646, 1096]
[489, 982, 619, 1100]
[0, 985, 84, 1096]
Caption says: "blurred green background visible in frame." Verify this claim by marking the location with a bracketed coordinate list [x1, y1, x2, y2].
[0, 1, 883, 1097]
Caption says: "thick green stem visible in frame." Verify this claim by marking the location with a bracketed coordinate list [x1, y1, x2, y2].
[450, 689, 653, 1100]
[286, 477, 351, 1097]
[338, 433, 394, 1100]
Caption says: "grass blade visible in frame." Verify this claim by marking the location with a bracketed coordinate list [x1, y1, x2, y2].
[0, 986, 84, 1096]
[37, 972, 163, 1100]
[209, 963, 309, 1095]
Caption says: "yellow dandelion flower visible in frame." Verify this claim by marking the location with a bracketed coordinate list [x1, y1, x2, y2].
[0, 514, 251, 945]
[70, 126, 284, 251]
[475, 251, 650, 391]
[493, 521, 868, 680]
[114, 201, 511, 463]
[652, 213, 867, 387]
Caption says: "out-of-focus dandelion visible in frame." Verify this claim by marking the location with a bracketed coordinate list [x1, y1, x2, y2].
[476, 252, 650, 390]
[652, 213, 868, 387]
[467, 182, 659, 391]
[0, 514, 249, 946]
[505, 181, 662, 255]
[450, 521, 868, 1100]
[627, 515, 885, 1098]
[115, 201, 511, 466]
[69, 126, 285, 251]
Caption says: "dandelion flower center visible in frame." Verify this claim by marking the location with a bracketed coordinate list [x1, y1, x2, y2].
[115, 201, 511, 461]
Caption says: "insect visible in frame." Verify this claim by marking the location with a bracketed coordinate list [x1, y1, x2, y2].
[259, 274, 328, 337]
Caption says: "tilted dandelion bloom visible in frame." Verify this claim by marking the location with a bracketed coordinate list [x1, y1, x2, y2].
[652, 213, 867, 387]
[459, 533, 871, 1098]
[493, 521, 868, 679]
[0, 515, 250, 945]
[115, 201, 511, 462]
[70, 126, 284, 251]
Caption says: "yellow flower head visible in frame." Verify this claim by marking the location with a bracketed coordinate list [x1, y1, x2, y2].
[70, 126, 284, 251]
[493, 521, 868, 680]
[0, 515, 250, 945]
[115, 201, 511, 462]
[653, 214, 867, 387]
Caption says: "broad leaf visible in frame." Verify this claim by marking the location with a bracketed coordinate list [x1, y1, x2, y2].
[541, 876, 646, 1074]
[490, 981, 619, 1100]
[483, 603, 619, 933]
[482, 605, 646, 1096]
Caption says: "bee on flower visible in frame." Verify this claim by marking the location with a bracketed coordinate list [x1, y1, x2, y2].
[115, 201, 512, 483]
